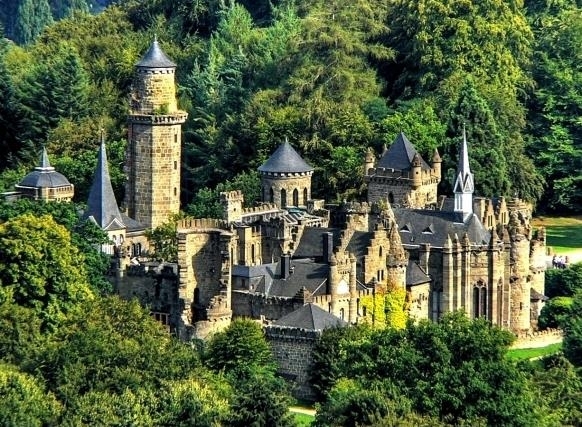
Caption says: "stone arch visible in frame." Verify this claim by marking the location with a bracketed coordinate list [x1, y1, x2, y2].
[293, 188, 299, 206]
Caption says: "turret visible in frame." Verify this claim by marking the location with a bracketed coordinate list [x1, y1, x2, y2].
[386, 223, 407, 290]
[364, 148, 375, 176]
[258, 138, 314, 209]
[431, 148, 442, 180]
[125, 38, 188, 229]
[411, 152, 422, 189]
[329, 253, 339, 315]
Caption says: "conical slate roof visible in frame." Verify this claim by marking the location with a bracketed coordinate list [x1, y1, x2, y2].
[453, 127, 474, 194]
[258, 140, 313, 174]
[83, 134, 125, 231]
[273, 303, 346, 330]
[377, 132, 431, 171]
[17, 147, 72, 188]
[136, 38, 176, 68]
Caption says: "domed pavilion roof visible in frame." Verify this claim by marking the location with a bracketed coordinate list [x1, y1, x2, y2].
[17, 148, 72, 189]
[258, 140, 313, 174]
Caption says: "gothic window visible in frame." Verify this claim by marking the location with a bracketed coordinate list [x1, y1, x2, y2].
[281, 189, 287, 208]
[379, 246, 383, 257]
[303, 188, 308, 205]
[339, 308, 345, 320]
[174, 187, 177, 196]
[293, 189, 299, 206]
[388, 192, 394, 204]
[251, 244, 256, 264]
[174, 161, 177, 170]
[473, 285, 488, 318]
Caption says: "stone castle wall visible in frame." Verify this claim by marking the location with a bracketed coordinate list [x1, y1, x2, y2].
[367, 179, 438, 208]
[265, 327, 320, 401]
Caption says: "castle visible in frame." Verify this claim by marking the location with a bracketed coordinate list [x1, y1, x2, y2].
[6, 40, 548, 397]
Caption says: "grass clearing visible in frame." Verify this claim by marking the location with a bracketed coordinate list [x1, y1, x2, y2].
[292, 412, 315, 426]
[506, 343, 562, 361]
[532, 216, 582, 257]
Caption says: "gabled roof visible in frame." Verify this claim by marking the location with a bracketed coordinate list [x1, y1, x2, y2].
[17, 148, 72, 189]
[83, 136, 125, 231]
[393, 208, 490, 247]
[136, 38, 176, 68]
[273, 303, 346, 330]
[258, 140, 314, 174]
[377, 132, 431, 171]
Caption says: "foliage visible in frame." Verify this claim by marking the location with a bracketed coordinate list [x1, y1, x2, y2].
[145, 214, 182, 262]
[544, 262, 582, 298]
[525, 354, 582, 426]
[0, 213, 94, 328]
[312, 313, 540, 426]
[30, 296, 200, 404]
[359, 285, 407, 329]
[0, 199, 112, 295]
[0, 363, 62, 426]
[505, 343, 562, 361]
[538, 296, 573, 329]
[562, 291, 582, 367]
[204, 318, 276, 376]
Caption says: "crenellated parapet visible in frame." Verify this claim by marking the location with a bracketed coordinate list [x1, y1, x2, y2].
[177, 217, 230, 232]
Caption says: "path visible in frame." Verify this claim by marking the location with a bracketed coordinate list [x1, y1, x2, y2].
[289, 406, 316, 417]
[511, 332, 563, 349]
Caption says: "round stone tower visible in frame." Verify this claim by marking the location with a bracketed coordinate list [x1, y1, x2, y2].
[258, 139, 314, 209]
[125, 38, 188, 229]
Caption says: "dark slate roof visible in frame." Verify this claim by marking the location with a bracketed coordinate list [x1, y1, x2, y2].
[236, 258, 329, 298]
[258, 140, 314, 174]
[393, 208, 490, 247]
[83, 139, 125, 231]
[121, 213, 146, 233]
[377, 132, 431, 171]
[293, 227, 342, 259]
[273, 303, 347, 330]
[531, 288, 549, 301]
[136, 39, 176, 68]
[17, 148, 72, 189]
[346, 231, 374, 258]
[407, 261, 431, 286]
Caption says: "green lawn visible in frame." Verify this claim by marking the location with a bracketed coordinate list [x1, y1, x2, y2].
[292, 412, 314, 426]
[532, 216, 582, 256]
[506, 343, 562, 361]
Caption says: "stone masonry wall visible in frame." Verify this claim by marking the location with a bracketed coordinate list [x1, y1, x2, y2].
[266, 327, 320, 401]
[132, 69, 178, 114]
[368, 180, 438, 208]
[127, 122, 183, 229]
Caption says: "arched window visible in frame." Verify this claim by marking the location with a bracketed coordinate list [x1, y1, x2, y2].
[293, 188, 299, 206]
[281, 189, 287, 208]
[379, 246, 383, 257]
[388, 192, 394, 204]
[473, 285, 488, 318]
[136, 243, 142, 256]
[339, 308, 345, 320]
[269, 187, 274, 203]
[251, 244, 256, 264]
[480, 287, 487, 318]
[303, 188, 308, 205]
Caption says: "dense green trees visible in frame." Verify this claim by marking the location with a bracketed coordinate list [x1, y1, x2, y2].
[0, 0, 581, 209]
[311, 313, 541, 426]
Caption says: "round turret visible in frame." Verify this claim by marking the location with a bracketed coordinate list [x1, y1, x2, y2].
[411, 152, 422, 189]
[364, 148, 375, 175]
[258, 139, 314, 209]
[431, 148, 442, 180]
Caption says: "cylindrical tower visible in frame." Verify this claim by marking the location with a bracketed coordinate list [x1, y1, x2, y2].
[125, 39, 188, 229]
[329, 253, 339, 316]
[364, 148, 375, 176]
[508, 213, 532, 332]
[348, 253, 357, 323]
[441, 235, 454, 314]
[258, 139, 314, 209]
[411, 152, 422, 189]
[431, 148, 442, 180]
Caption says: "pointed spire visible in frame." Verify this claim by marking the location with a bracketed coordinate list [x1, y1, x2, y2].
[453, 124, 474, 217]
[34, 146, 55, 172]
[136, 38, 176, 68]
[432, 148, 441, 163]
[84, 131, 125, 230]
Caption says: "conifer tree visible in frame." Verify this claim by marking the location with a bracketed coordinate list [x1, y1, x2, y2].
[12, 0, 54, 45]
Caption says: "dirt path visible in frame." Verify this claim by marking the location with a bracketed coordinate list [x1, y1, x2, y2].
[511, 333, 563, 349]
[289, 406, 316, 416]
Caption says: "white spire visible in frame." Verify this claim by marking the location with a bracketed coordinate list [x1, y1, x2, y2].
[453, 124, 474, 217]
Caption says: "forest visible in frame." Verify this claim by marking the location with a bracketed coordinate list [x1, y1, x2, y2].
[3, 0, 582, 425]
[0, 0, 581, 214]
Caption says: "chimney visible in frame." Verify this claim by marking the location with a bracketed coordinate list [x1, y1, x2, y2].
[322, 232, 334, 263]
[281, 252, 291, 279]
